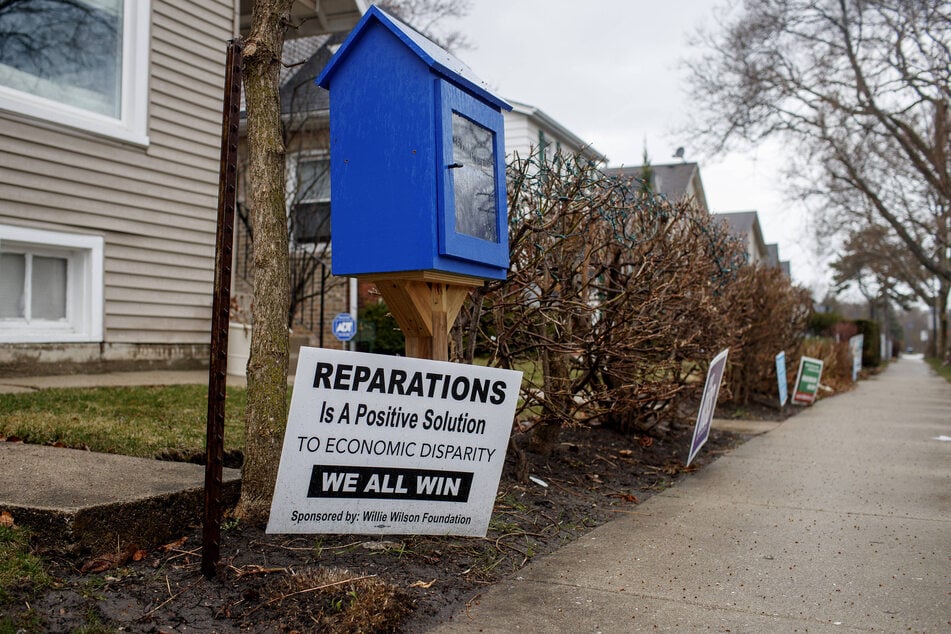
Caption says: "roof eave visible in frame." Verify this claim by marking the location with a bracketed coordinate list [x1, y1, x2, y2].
[240, 0, 368, 39]
[508, 99, 606, 163]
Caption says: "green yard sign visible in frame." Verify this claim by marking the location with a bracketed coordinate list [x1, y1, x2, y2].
[791, 356, 824, 405]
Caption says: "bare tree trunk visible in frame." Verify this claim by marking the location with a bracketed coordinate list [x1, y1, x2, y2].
[236, 0, 294, 524]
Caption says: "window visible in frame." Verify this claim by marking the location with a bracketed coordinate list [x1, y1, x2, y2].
[289, 154, 331, 244]
[0, 0, 150, 145]
[435, 80, 508, 268]
[0, 225, 103, 343]
[0, 253, 67, 321]
[451, 112, 498, 243]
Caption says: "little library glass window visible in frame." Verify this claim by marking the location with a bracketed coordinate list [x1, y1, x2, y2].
[450, 113, 498, 243]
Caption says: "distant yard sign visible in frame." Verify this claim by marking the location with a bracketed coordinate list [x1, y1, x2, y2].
[776, 351, 788, 407]
[266, 348, 522, 537]
[849, 334, 864, 381]
[791, 356, 824, 405]
[686, 348, 729, 467]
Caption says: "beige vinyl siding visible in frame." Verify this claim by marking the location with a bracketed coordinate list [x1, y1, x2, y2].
[107, 273, 212, 298]
[0, 0, 234, 347]
[0, 118, 217, 195]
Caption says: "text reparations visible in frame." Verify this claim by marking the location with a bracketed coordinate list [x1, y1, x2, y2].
[313, 361, 509, 404]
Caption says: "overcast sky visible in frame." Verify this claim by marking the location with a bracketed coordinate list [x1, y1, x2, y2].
[449, 0, 828, 295]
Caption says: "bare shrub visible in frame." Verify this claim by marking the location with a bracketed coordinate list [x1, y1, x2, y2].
[480, 152, 745, 458]
[719, 264, 813, 405]
[801, 337, 854, 395]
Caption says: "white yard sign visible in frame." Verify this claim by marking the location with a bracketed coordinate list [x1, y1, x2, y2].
[266, 348, 522, 537]
[686, 348, 729, 467]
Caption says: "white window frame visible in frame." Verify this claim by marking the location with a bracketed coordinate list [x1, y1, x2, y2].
[286, 151, 332, 249]
[0, 0, 151, 146]
[0, 225, 104, 343]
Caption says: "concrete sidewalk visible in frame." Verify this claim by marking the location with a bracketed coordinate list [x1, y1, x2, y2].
[428, 356, 951, 633]
[0, 369, 243, 551]
[0, 442, 241, 552]
[0, 369, 240, 393]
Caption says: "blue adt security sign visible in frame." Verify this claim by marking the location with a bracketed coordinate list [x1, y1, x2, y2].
[332, 313, 357, 342]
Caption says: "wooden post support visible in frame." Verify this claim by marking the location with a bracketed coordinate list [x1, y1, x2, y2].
[363, 272, 482, 361]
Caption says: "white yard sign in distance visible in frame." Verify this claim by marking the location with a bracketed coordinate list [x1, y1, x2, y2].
[775, 351, 788, 407]
[686, 348, 729, 467]
[849, 334, 864, 381]
[267, 348, 522, 537]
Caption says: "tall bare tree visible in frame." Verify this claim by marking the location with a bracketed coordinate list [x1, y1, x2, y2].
[832, 225, 924, 312]
[237, 0, 294, 523]
[685, 0, 951, 356]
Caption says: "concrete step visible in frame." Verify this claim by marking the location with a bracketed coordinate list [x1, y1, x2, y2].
[0, 443, 240, 554]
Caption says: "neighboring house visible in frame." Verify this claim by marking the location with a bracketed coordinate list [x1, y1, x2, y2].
[604, 161, 709, 212]
[715, 211, 770, 265]
[235, 1, 366, 353]
[0, 0, 365, 374]
[604, 164, 792, 273]
[238, 0, 366, 36]
[766, 243, 792, 277]
[504, 100, 606, 165]
[234, 32, 352, 350]
[0, 0, 236, 374]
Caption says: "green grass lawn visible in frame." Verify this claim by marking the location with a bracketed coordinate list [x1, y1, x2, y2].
[0, 524, 50, 603]
[0, 384, 248, 618]
[0, 385, 247, 459]
[0, 521, 51, 630]
[925, 356, 951, 383]
[472, 356, 542, 384]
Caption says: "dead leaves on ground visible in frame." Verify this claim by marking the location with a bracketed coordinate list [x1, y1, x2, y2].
[160, 536, 188, 552]
[231, 564, 288, 578]
[0, 435, 89, 451]
[258, 567, 411, 633]
[609, 493, 639, 504]
[80, 544, 146, 574]
[80, 535, 189, 575]
[409, 579, 436, 589]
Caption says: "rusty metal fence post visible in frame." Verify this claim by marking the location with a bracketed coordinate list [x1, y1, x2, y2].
[203, 38, 243, 580]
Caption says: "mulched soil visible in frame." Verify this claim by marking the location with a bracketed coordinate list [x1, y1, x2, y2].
[3, 412, 792, 633]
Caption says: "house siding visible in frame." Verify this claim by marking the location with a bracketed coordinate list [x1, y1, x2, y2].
[503, 115, 535, 161]
[0, 0, 235, 368]
[503, 104, 605, 166]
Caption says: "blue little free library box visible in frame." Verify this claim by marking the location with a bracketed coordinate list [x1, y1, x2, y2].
[317, 6, 512, 281]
